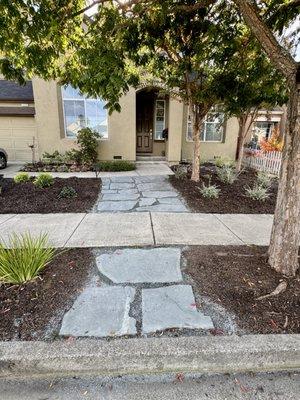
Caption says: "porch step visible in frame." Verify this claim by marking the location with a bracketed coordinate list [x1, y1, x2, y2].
[136, 155, 166, 162]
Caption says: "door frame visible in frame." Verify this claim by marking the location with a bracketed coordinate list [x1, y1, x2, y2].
[136, 90, 155, 154]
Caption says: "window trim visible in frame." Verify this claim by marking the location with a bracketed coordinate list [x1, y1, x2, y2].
[61, 87, 109, 140]
[154, 99, 166, 141]
[186, 108, 225, 143]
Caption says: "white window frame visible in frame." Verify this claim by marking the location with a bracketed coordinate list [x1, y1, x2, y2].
[61, 87, 108, 139]
[154, 99, 166, 141]
[186, 108, 224, 143]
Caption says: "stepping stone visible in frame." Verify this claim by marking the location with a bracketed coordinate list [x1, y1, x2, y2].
[110, 183, 135, 189]
[97, 248, 182, 283]
[158, 197, 184, 205]
[142, 191, 178, 198]
[60, 287, 136, 337]
[101, 189, 118, 194]
[110, 177, 134, 183]
[97, 201, 137, 212]
[119, 189, 139, 194]
[137, 183, 173, 191]
[136, 204, 188, 212]
[142, 285, 214, 334]
[139, 198, 157, 207]
[102, 193, 140, 201]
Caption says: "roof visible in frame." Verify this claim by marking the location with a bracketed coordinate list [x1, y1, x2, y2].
[0, 80, 34, 102]
[0, 107, 35, 116]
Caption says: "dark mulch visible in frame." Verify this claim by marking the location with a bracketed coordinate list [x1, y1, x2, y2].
[0, 248, 94, 341]
[184, 246, 300, 334]
[0, 177, 101, 213]
[170, 165, 278, 213]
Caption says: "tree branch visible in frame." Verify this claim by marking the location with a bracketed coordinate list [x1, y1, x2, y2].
[233, 0, 297, 85]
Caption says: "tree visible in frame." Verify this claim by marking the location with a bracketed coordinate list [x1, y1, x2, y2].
[231, 0, 300, 276]
[219, 35, 287, 171]
[119, 1, 240, 181]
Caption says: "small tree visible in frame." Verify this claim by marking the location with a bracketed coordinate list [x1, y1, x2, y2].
[219, 35, 287, 171]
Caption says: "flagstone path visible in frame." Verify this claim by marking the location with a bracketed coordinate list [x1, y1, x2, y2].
[95, 176, 189, 213]
[59, 247, 213, 338]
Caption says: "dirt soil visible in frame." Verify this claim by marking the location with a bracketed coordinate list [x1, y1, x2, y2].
[0, 177, 101, 213]
[184, 246, 300, 334]
[0, 249, 94, 341]
[170, 165, 277, 213]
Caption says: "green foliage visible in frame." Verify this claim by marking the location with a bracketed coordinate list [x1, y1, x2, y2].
[174, 166, 187, 180]
[42, 150, 65, 164]
[94, 160, 136, 172]
[13, 172, 30, 184]
[199, 180, 220, 199]
[76, 128, 100, 164]
[256, 171, 273, 188]
[214, 157, 235, 168]
[58, 186, 77, 199]
[33, 173, 54, 188]
[0, 233, 55, 284]
[245, 184, 270, 201]
[216, 165, 239, 184]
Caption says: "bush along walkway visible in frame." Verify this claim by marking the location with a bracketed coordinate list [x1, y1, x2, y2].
[59, 247, 213, 338]
[95, 175, 189, 212]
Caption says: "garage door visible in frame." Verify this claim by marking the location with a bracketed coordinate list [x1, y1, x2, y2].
[0, 116, 38, 162]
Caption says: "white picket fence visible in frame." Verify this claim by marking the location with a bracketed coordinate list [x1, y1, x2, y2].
[242, 150, 282, 176]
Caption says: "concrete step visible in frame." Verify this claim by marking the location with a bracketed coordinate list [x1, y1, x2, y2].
[136, 155, 166, 162]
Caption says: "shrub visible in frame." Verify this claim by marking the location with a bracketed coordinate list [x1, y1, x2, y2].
[0, 233, 55, 284]
[94, 160, 136, 173]
[78, 128, 100, 164]
[259, 127, 283, 152]
[214, 157, 235, 168]
[174, 165, 187, 179]
[58, 186, 77, 199]
[42, 150, 65, 164]
[14, 172, 30, 184]
[245, 184, 270, 201]
[33, 173, 54, 188]
[199, 180, 220, 199]
[256, 171, 272, 188]
[65, 149, 83, 165]
[216, 165, 239, 184]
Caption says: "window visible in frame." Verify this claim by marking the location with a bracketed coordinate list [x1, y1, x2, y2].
[154, 99, 166, 140]
[253, 121, 277, 140]
[187, 107, 224, 142]
[62, 86, 108, 138]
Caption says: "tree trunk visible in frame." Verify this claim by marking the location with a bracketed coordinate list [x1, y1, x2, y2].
[268, 83, 300, 276]
[236, 116, 247, 172]
[190, 104, 201, 182]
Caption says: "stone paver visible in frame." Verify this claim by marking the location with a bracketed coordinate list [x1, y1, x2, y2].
[151, 213, 243, 245]
[65, 213, 154, 247]
[60, 287, 136, 337]
[97, 248, 182, 283]
[96, 176, 188, 213]
[142, 285, 214, 334]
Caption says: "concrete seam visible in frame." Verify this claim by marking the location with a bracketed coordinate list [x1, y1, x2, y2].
[149, 212, 156, 246]
[63, 213, 87, 247]
[0, 214, 16, 226]
[213, 214, 245, 245]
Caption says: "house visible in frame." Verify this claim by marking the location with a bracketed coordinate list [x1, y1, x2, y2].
[0, 78, 285, 164]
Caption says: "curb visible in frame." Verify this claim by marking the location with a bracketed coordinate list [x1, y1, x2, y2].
[1, 335, 300, 379]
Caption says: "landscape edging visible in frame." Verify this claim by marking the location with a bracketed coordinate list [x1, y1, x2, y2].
[0, 334, 299, 379]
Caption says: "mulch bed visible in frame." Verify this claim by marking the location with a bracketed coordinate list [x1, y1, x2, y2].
[184, 246, 300, 334]
[0, 177, 101, 213]
[0, 249, 94, 341]
[170, 165, 278, 213]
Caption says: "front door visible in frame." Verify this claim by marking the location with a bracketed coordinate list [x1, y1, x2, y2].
[136, 93, 154, 153]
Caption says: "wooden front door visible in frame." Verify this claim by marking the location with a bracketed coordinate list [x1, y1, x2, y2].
[136, 93, 154, 153]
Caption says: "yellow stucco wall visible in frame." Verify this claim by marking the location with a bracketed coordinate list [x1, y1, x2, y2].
[181, 105, 239, 162]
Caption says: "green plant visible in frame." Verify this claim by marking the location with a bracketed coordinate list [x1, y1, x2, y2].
[94, 160, 136, 174]
[13, 172, 30, 184]
[58, 186, 77, 199]
[199, 180, 220, 199]
[214, 157, 235, 169]
[245, 184, 270, 201]
[174, 166, 187, 179]
[77, 128, 100, 164]
[65, 149, 82, 164]
[33, 173, 54, 188]
[256, 171, 273, 188]
[42, 150, 65, 164]
[216, 165, 239, 184]
[0, 233, 55, 284]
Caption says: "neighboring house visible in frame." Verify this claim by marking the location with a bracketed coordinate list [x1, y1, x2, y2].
[0, 78, 286, 164]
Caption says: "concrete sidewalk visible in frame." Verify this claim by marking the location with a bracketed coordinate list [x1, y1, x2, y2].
[0, 212, 273, 247]
[2, 162, 174, 178]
